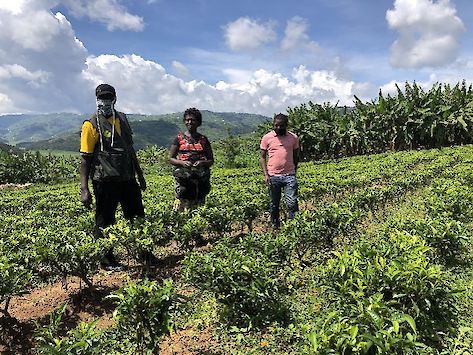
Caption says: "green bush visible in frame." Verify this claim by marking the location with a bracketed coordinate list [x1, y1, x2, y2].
[322, 231, 457, 347]
[0, 150, 77, 184]
[108, 279, 174, 352]
[35, 304, 109, 355]
[306, 294, 424, 354]
[183, 235, 290, 328]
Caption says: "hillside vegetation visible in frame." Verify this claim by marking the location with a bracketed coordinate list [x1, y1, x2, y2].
[0, 81, 473, 353]
[1, 111, 269, 151]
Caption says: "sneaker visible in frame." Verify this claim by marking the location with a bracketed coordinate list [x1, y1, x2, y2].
[100, 253, 123, 272]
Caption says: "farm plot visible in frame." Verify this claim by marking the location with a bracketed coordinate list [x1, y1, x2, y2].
[0, 146, 472, 354]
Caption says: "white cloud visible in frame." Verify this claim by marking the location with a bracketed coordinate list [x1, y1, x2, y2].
[0, 3, 89, 114]
[222, 69, 254, 84]
[0, 92, 16, 113]
[281, 17, 319, 52]
[224, 17, 276, 51]
[0, 0, 29, 15]
[386, 0, 465, 68]
[61, 0, 145, 31]
[0, 64, 49, 84]
[83, 55, 364, 115]
[171, 60, 190, 78]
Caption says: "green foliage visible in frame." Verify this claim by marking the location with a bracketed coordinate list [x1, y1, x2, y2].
[108, 278, 174, 352]
[3, 143, 473, 354]
[183, 234, 290, 328]
[38, 229, 112, 287]
[388, 217, 470, 264]
[0, 150, 78, 184]
[288, 101, 345, 160]
[306, 295, 425, 354]
[322, 231, 458, 348]
[213, 132, 261, 169]
[136, 145, 172, 175]
[286, 81, 473, 160]
[35, 303, 109, 354]
[0, 253, 32, 315]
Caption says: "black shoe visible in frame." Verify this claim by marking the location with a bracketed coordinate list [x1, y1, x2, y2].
[138, 251, 161, 266]
[100, 253, 123, 272]
[195, 235, 208, 247]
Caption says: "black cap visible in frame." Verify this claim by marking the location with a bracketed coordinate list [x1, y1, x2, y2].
[95, 84, 116, 98]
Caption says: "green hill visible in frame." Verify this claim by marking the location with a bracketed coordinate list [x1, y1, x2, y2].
[0, 113, 87, 144]
[12, 111, 269, 152]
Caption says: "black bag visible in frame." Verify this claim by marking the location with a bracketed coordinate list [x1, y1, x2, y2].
[173, 167, 210, 180]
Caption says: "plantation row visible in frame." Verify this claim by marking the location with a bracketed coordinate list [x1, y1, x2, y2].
[0, 147, 452, 301]
[1, 145, 472, 353]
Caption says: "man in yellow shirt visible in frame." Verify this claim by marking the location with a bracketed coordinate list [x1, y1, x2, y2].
[80, 84, 146, 271]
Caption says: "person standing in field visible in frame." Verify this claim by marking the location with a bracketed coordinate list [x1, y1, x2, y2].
[80, 83, 146, 271]
[169, 107, 214, 212]
[260, 113, 300, 229]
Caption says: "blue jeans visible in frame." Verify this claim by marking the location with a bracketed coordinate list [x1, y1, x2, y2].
[269, 175, 299, 227]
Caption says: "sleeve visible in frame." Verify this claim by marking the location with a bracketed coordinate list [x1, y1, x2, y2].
[260, 134, 268, 150]
[171, 135, 180, 147]
[294, 134, 300, 149]
[80, 121, 98, 155]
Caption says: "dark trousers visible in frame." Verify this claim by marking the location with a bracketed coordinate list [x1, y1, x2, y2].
[92, 179, 144, 236]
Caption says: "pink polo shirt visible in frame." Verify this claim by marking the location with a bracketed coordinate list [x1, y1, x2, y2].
[260, 131, 299, 176]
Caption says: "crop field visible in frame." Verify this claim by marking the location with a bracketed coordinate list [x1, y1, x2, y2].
[1, 145, 473, 354]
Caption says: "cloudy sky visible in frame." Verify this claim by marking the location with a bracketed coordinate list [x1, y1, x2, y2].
[1, 0, 473, 116]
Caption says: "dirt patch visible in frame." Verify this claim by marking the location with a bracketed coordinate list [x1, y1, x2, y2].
[159, 327, 220, 355]
[0, 248, 188, 354]
[0, 272, 127, 354]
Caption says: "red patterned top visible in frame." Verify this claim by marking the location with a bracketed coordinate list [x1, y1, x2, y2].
[174, 132, 210, 162]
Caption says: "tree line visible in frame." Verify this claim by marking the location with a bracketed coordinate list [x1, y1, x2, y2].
[288, 81, 473, 161]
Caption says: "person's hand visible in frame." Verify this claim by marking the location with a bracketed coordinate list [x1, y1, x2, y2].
[138, 174, 147, 191]
[81, 188, 92, 208]
[193, 160, 204, 167]
[181, 160, 193, 168]
[264, 174, 271, 186]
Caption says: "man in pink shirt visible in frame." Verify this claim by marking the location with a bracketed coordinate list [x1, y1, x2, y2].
[259, 113, 299, 228]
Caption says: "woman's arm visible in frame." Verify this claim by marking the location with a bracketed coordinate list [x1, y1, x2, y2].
[169, 144, 192, 167]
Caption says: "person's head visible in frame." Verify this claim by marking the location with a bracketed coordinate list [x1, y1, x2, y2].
[273, 113, 288, 136]
[183, 107, 202, 132]
[95, 84, 116, 117]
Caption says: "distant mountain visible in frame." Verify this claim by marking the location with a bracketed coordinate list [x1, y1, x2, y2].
[0, 113, 87, 144]
[10, 111, 270, 152]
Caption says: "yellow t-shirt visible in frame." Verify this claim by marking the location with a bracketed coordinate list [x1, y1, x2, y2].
[80, 117, 122, 154]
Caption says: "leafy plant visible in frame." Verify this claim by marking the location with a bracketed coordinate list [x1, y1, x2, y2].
[107, 278, 175, 353]
[184, 236, 290, 328]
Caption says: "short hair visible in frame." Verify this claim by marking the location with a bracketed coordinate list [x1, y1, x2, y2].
[273, 113, 288, 124]
[183, 107, 202, 126]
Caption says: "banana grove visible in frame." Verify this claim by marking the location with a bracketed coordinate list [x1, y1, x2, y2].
[289, 81, 473, 161]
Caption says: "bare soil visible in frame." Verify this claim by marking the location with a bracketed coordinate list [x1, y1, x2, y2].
[0, 245, 206, 354]
[0, 272, 126, 354]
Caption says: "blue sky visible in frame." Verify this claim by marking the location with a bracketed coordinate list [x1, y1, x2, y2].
[0, 0, 473, 116]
